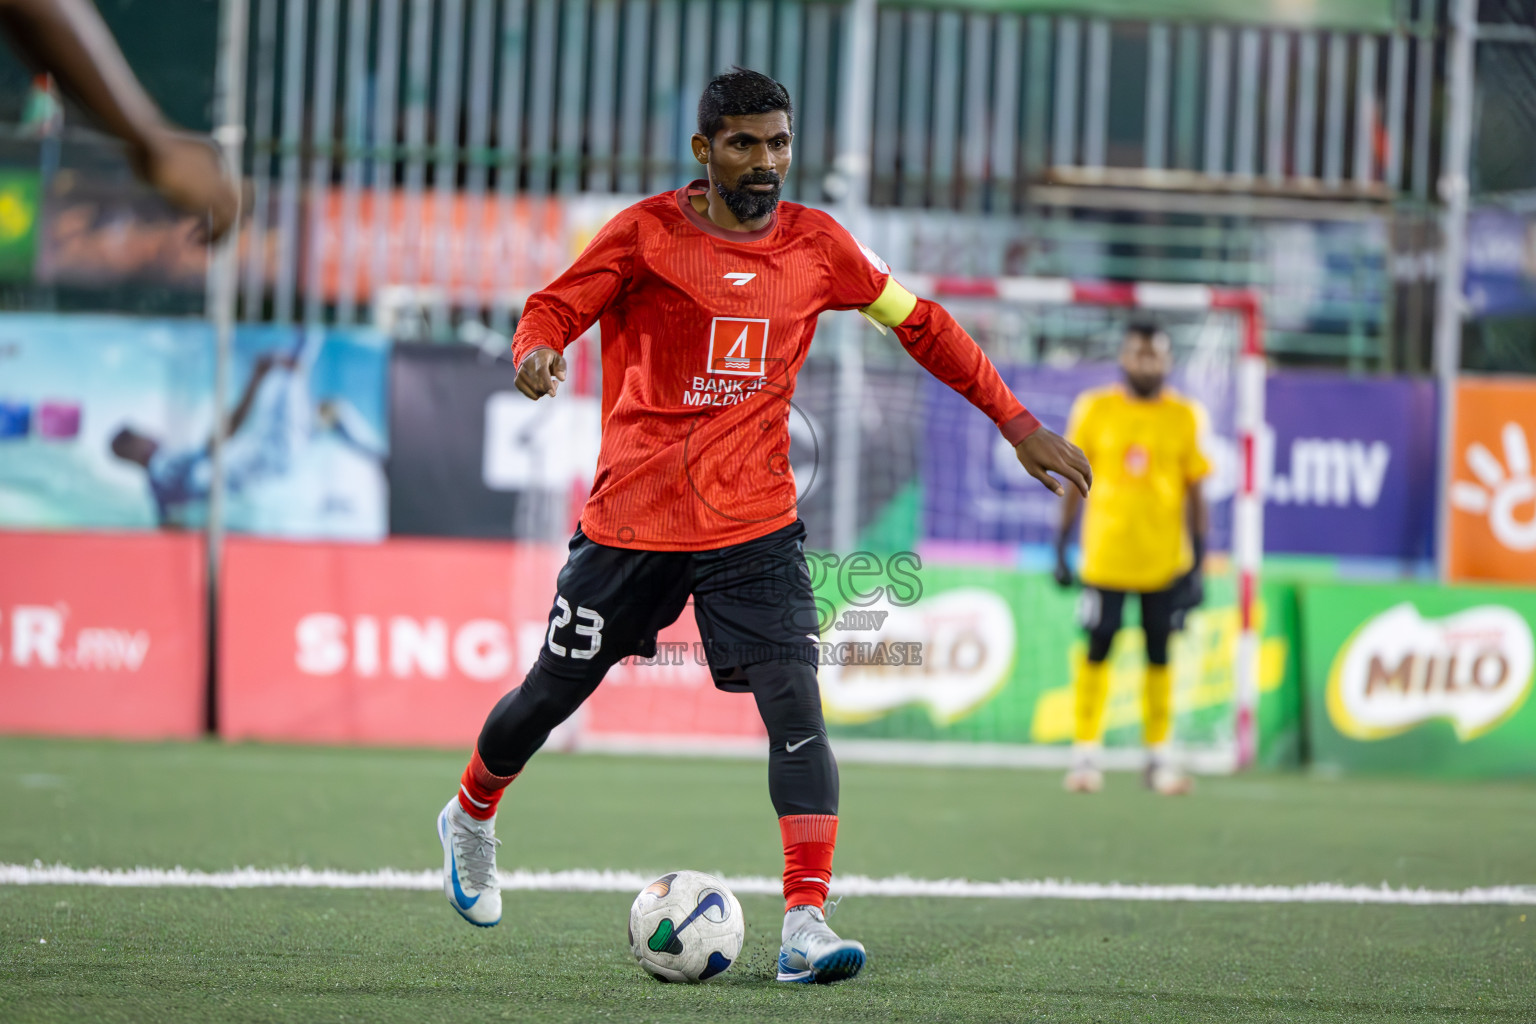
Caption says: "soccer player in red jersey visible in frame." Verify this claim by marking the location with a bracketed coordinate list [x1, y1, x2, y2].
[438, 68, 1091, 982]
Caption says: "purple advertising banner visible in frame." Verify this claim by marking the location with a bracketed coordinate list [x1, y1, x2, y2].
[923, 365, 1236, 551]
[1261, 372, 1437, 559]
[924, 369, 1436, 560]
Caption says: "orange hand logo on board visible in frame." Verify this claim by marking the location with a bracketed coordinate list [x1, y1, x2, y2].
[1448, 378, 1536, 582]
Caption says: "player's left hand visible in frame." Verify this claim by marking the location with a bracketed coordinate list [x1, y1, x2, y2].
[1015, 427, 1092, 498]
[1175, 534, 1208, 610]
[1171, 565, 1204, 610]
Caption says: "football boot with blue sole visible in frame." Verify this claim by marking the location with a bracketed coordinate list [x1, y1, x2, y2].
[777, 904, 866, 983]
[437, 797, 502, 927]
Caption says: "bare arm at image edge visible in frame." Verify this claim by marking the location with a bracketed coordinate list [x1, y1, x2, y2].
[0, 0, 239, 241]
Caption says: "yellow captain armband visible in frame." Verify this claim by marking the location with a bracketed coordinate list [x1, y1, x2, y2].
[859, 277, 918, 333]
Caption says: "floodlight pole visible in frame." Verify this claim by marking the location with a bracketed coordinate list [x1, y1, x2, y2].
[1433, 0, 1476, 581]
[206, 0, 250, 731]
[831, 0, 876, 554]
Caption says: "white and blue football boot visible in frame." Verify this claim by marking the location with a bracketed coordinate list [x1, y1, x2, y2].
[777, 904, 866, 983]
[437, 797, 502, 927]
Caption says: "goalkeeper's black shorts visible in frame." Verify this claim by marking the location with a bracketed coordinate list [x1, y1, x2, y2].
[1076, 583, 1184, 666]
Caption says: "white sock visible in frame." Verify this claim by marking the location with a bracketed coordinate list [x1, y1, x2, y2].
[449, 799, 495, 831]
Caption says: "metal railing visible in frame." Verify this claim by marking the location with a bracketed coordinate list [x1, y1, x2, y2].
[867, 8, 1438, 209]
[229, 0, 1443, 359]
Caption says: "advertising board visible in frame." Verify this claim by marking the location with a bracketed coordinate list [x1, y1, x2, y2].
[0, 315, 388, 540]
[1302, 581, 1536, 776]
[218, 536, 765, 749]
[1447, 377, 1536, 583]
[0, 531, 205, 739]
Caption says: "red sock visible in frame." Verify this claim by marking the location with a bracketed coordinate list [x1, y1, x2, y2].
[779, 814, 837, 912]
[456, 748, 518, 820]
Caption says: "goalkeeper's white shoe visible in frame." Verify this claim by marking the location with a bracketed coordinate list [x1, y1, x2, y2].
[1144, 760, 1194, 796]
[1063, 766, 1104, 793]
[437, 797, 502, 927]
[777, 904, 866, 984]
[1064, 744, 1104, 793]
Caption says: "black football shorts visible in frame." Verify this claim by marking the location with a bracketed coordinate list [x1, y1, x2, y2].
[538, 519, 821, 692]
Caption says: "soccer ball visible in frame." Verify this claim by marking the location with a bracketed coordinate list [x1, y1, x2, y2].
[628, 870, 744, 983]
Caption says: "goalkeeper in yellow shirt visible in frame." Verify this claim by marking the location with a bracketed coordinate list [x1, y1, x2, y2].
[1054, 322, 1210, 795]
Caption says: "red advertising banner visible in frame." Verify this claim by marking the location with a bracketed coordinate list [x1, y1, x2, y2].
[0, 531, 206, 738]
[219, 537, 765, 749]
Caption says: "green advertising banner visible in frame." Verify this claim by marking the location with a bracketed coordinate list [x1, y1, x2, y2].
[0, 169, 39, 281]
[813, 556, 1300, 766]
[1301, 583, 1536, 777]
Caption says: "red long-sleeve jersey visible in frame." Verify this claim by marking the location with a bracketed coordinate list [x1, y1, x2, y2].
[511, 180, 1038, 551]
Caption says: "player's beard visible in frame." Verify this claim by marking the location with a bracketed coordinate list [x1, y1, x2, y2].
[714, 170, 782, 223]
[1125, 372, 1165, 398]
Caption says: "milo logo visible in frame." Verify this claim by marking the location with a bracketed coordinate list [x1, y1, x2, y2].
[1327, 603, 1535, 741]
[818, 588, 1015, 726]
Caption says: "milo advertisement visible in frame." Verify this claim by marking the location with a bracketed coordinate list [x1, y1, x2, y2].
[810, 554, 1300, 766]
[1302, 583, 1536, 776]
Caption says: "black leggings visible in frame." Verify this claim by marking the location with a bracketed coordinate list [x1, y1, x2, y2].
[477, 657, 837, 817]
[1079, 585, 1178, 666]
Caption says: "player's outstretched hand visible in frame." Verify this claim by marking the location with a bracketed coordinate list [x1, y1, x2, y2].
[1015, 426, 1092, 498]
[515, 346, 568, 399]
[133, 130, 241, 243]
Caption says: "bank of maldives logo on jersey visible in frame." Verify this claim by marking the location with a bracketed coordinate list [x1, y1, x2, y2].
[707, 317, 770, 377]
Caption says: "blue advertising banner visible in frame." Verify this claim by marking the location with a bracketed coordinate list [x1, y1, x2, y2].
[0, 315, 389, 540]
[924, 364, 1236, 551]
[1464, 207, 1536, 319]
[1261, 373, 1437, 559]
[923, 367, 1437, 561]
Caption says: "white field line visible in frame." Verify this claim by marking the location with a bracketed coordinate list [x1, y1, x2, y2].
[3, 863, 1535, 906]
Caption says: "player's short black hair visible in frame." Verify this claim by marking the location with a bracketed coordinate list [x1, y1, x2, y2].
[697, 67, 793, 141]
[1124, 319, 1168, 345]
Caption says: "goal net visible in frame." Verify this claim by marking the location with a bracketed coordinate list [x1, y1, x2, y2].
[792, 279, 1265, 773]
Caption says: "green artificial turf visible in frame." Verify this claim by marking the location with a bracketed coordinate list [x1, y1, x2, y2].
[2, 737, 1534, 1022]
